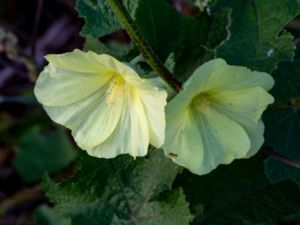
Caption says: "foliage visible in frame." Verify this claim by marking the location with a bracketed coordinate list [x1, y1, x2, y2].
[44, 150, 193, 225]
[175, 154, 300, 225]
[76, 0, 138, 37]
[13, 127, 75, 182]
[264, 44, 300, 185]
[211, 0, 300, 72]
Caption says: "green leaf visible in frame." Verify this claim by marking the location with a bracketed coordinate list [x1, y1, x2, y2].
[206, 10, 229, 50]
[264, 109, 300, 185]
[76, 0, 138, 37]
[78, 0, 227, 80]
[13, 127, 75, 182]
[44, 150, 193, 225]
[174, 154, 300, 225]
[263, 46, 300, 185]
[210, 0, 300, 72]
[134, 0, 216, 80]
[83, 36, 134, 61]
[35, 205, 71, 225]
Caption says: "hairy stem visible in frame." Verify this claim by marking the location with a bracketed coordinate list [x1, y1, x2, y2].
[107, 0, 182, 92]
[262, 148, 300, 169]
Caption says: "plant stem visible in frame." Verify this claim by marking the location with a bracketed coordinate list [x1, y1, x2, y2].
[262, 148, 300, 169]
[107, 0, 182, 92]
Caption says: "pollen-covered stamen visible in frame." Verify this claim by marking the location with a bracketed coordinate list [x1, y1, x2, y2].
[105, 76, 126, 105]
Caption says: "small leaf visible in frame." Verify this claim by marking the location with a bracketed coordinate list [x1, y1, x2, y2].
[14, 127, 75, 182]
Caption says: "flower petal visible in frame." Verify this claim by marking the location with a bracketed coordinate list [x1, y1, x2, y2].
[210, 87, 274, 122]
[164, 99, 251, 175]
[191, 107, 251, 175]
[209, 87, 274, 157]
[46, 50, 114, 74]
[212, 103, 265, 158]
[43, 83, 123, 149]
[183, 59, 274, 96]
[34, 64, 113, 106]
[163, 107, 204, 171]
[46, 49, 142, 82]
[244, 120, 265, 157]
[213, 66, 275, 91]
[133, 81, 167, 148]
[87, 87, 149, 158]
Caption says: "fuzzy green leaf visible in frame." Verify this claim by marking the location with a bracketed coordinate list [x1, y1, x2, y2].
[44, 150, 193, 225]
[76, 0, 138, 37]
[210, 0, 300, 72]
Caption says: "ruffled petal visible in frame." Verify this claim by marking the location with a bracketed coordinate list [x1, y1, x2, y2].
[211, 102, 265, 158]
[212, 66, 275, 91]
[183, 59, 274, 96]
[210, 87, 274, 122]
[46, 50, 115, 74]
[43, 81, 123, 149]
[46, 49, 144, 81]
[34, 64, 113, 106]
[87, 87, 149, 158]
[163, 107, 204, 172]
[209, 87, 274, 156]
[191, 107, 251, 175]
[244, 120, 265, 157]
[132, 81, 167, 148]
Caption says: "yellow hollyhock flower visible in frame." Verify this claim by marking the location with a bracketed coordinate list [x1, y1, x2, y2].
[163, 58, 274, 175]
[34, 49, 167, 158]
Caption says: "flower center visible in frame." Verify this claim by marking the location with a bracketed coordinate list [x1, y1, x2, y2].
[105, 76, 126, 105]
[191, 93, 212, 114]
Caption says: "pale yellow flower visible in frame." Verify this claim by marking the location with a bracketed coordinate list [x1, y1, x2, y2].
[163, 59, 274, 175]
[34, 49, 167, 158]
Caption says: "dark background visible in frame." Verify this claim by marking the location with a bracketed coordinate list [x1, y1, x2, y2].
[0, 0, 82, 224]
